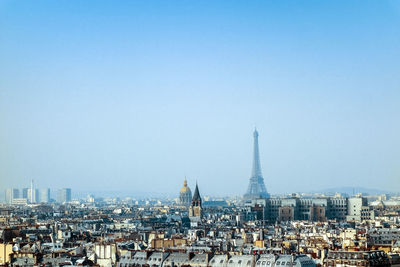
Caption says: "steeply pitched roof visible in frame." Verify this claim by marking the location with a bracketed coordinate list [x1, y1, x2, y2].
[192, 183, 201, 202]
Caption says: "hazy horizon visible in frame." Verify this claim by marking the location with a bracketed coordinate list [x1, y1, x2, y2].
[1, 1, 399, 196]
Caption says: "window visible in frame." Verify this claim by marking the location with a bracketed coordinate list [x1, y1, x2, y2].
[277, 262, 280, 265]
[238, 260, 242, 264]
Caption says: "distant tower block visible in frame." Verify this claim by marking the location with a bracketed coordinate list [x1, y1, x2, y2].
[244, 128, 270, 199]
[179, 178, 192, 206]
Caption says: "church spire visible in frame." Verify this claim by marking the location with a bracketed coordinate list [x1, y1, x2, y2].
[192, 182, 201, 205]
[189, 182, 202, 223]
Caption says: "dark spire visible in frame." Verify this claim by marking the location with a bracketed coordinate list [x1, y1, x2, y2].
[192, 182, 202, 206]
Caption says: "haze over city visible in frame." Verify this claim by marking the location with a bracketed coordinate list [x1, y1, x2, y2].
[1, 1, 400, 196]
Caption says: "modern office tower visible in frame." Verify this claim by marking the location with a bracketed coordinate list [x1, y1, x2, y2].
[179, 178, 192, 206]
[5, 188, 19, 204]
[35, 189, 39, 202]
[57, 188, 72, 203]
[30, 180, 34, 203]
[244, 129, 270, 199]
[27, 188, 34, 203]
[39, 188, 50, 203]
[13, 188, 20, 199]
[22, 188, 29, 199]
[27, 180, 39, 203]
[27, 188, 39, 203]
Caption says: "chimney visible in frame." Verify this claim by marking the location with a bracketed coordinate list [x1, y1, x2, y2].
[206, 253, 211, 264]
[188, 251, 195, 260]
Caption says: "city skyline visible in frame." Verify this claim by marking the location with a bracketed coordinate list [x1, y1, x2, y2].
[1, 126, 399, 199]
[1, 1, 400, 195]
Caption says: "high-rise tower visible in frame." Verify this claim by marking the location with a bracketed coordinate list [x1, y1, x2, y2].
[57, 188, 72, 203]
[244, 128, 270, 199]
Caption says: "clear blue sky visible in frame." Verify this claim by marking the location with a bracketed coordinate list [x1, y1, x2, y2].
[1, 1, 399, 196]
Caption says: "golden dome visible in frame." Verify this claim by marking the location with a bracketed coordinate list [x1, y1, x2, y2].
[180, 179, 191, 193]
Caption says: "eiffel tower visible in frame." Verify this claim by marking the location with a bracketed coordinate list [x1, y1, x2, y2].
[244, 128, 270, 199]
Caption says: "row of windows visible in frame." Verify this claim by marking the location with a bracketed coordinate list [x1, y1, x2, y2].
[257, 261, 298, 265]
[211, 259, 252, 265]
[326, 260, 366, 266]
